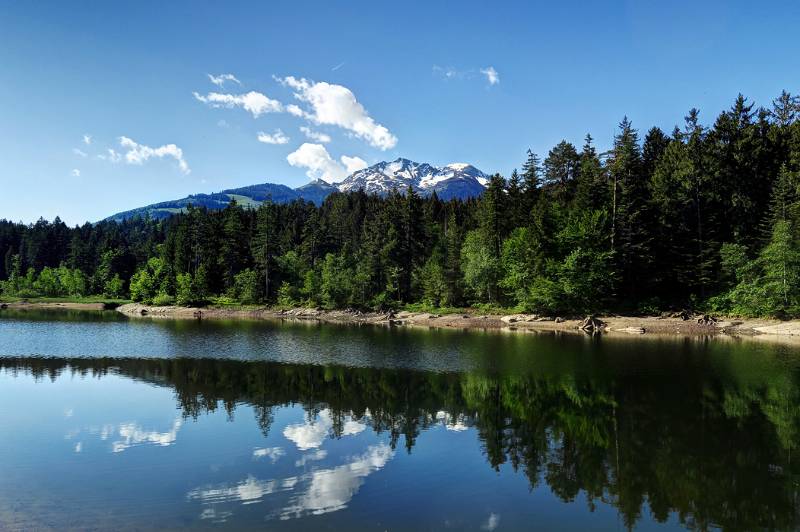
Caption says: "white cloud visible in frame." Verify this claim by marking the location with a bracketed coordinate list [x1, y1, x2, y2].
[280, 444, 393, 519]
[481, 513, 500, 531]
[71, 168, 81, 177]
[253, 446, 285, 463]
[480, 66, 500, 85]
[432, 65, 461, 79]
[193, 91, 283, 118]
[434, 65, 500, 86]
[287, 143, 366, 183]
[188, 475, 296, 506]
[278, 76, 397, 150]
[341, 155, 367, 174]
[112, 419, 182, 453]
[97, 148, 121, 163]
[207, 73, 241, 87]
[118, 136, 190, 174]
[82, 134, 92, 145]
[295, 449, 328, 467]
[286, 104, 304, 117]
[299, 126, 331, 143]
[217, 119, 230, 128]
[257, 129, 290, 145]
[282, 408, 366, 450]
[73, 148, 87, 158]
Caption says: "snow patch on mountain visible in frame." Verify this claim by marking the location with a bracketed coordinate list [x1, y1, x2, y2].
[338, 158, 487, 199]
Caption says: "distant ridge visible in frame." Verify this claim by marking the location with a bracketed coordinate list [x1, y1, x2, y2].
[105, 158, 487, 221]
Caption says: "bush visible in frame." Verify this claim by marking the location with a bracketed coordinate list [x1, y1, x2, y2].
[152, 292, 174, 306]
[233, 268, 260, 304]
[103, 274, 126, 299]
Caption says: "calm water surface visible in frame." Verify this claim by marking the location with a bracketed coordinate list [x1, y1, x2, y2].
[1, 309, 800, 531]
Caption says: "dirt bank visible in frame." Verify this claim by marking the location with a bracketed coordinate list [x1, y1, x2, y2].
[1, 300, 109, 311]
[111, 303, 800, 340]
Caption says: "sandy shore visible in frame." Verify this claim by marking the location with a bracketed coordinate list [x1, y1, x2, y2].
[1, 301, 110, 311]
[105, 303, 800, 341]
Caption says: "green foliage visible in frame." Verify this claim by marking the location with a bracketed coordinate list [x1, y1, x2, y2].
[320, 253, 354, 309]
[129, 257, 171, 304]
[461, 230, 501, 304]
[2, 90, 800, 316]
[175, 266, 208, 307]
[103, 274, 126, 299]
[152, 292, 175, 306]
[715, 221, 800, 316]
[232, 268, 260, 305]
[1, 262, 88, 299]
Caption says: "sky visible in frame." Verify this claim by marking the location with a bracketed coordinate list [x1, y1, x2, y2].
[1, 0, 799, 225]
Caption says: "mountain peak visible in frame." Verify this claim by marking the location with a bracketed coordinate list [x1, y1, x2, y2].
[106, 157, 486, 221]
[338, 158, 487, 200]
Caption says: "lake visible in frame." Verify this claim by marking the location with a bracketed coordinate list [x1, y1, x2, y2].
[1, 309, 799, 531]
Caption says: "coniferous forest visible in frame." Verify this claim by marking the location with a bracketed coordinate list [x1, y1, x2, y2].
[3, 92, 800, 317]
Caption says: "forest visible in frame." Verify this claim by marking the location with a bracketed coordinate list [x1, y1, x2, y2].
[2, 91, 800, 317]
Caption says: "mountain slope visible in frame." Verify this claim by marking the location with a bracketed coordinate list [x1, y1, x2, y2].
[338, 158, 488, 199]
[106, 158, 487, 221]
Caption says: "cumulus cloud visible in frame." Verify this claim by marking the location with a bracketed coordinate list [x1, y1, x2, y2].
[480, 66, 500, 85]
[71, 168, 81, 177]
[118, 136, 190, 174]
[299, 126, 331, 143]
[278, 76, 397, 150]
[257, 129, 290, 145]
[207, 73, 241, 87]
[82, 134, 92, 145]
[193, 91, 283, 118]
[73, 148, 88, 158]
[287, 143, 367, 183]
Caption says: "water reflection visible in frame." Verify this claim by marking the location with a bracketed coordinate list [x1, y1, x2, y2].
[1, 353, 800, 530]
[187, 443, 394, 521]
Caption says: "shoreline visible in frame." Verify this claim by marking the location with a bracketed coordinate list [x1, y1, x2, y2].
[5, 300, 800, 342]
[112, 303, 800, 341]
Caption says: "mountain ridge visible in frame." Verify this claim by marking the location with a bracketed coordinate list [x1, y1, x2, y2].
[105, 158, 487, 222]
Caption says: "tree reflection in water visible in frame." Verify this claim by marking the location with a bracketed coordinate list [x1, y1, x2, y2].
[2, 354, 800, 531]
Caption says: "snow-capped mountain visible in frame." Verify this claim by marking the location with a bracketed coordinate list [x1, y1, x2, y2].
[337, 158, 488, 200]
[106, 158, 487, 221]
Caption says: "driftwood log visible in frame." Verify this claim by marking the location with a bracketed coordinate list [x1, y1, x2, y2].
[580, 316, 605, 332]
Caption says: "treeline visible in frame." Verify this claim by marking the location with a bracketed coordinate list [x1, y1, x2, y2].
[3, 91, 800, 316]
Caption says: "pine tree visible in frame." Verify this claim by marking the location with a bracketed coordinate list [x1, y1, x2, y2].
[543, 140, 579, 202]
[252, 201, 278, 301]
[521, 149, 542, 211]
[573, 134, 606, 211]
[607, 117, 651, 302]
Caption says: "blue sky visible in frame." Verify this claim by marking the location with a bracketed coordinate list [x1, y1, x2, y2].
[2, 0, 799, 225]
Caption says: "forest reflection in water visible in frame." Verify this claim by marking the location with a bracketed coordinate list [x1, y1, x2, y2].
[2, 348, 800, 531]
